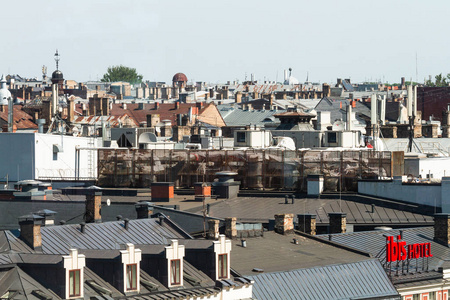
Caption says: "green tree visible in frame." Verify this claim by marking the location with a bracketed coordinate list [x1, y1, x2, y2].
[425, 73, 450, 87]
[101, 65, 143, 84]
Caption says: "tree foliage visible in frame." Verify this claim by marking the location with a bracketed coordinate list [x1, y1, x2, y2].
[101, 65, 143, 84]
[425, 73, 450, 87]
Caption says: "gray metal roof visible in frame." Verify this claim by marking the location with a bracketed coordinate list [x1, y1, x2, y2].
[7, 218, 189, 255]
[218, 105, 286, 127]
[314, 97, 371, 124]
[248, 259, 399, 300]
[0, 266, 61, 300]
[230, 231, 368, 276]
[191, 195, 433, 226]
[317, 227, 450, 271]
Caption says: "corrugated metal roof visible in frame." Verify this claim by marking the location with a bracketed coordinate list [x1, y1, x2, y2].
[318, 227, 450, 272]
[248, 259, 399, 300]
[3, 218, 188, 255]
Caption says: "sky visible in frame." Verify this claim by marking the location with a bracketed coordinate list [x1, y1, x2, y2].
[3, 0, 450, 85]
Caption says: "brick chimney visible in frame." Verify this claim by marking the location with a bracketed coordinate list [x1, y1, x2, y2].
[297, 214, 316, 235]
[328, 212, 346, 234]
[135, 201, 153, 219]
[434, 214, 450, 245]
[208, 219, 220, 240]
[225, 217, 237, 239]
[274, 214, 294, 235]
[85, 192, 102, 223]
[19, 214, 44, 249]
[151, 182, 174, 202]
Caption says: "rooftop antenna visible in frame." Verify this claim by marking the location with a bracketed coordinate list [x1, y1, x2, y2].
[415, 52, 418, 84]
[306, 71, 309, 83]
[289, 68, 292, 77]
[54, 49, 60, 71]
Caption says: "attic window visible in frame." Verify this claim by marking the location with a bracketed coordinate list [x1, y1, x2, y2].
[218, 254, 228, 279]
[170, 259, 181, 285]
[126, 264, 138, 291]
[69, 269, 81, 297]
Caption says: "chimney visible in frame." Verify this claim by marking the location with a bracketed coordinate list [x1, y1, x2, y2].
[85, 192, 102, 223]
[225, 217, 237, 239]
[67, 98, 75, 122]
[124, 218, 130, 230]
[322, 83, 330, 97]
[135, 201, 153, 219]
[297, 214, 316, 235]
[151, 182, 174, 202]
[401, 77, 406, 87]
[194, 182, 211, 201]
[328, 212, 346, 234]
[18, 214, 44, 249]
[434, 213, 450, 245]
[208, 219, 220, 240]
[274, 214, 294, 235]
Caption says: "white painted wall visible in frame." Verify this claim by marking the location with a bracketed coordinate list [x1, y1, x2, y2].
[0, 133, 98, 181]
[405, 157, 450, 179]
[358, 176, 450, 211]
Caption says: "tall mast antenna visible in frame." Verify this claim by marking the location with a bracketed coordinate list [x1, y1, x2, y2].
[54, 49, 60, 71]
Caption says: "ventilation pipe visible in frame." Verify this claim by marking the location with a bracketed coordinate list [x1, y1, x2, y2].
[7, 96, 13, 132]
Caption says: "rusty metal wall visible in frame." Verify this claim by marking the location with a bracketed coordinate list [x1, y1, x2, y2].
[97, 149, 393, 191]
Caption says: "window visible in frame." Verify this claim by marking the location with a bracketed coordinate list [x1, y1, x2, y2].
[412, 294, 420, 300]
[218, 254, 228, 279]
[328, 132, 337, 144]
[126, 264, 138, 291]
[69, 269, 81, 297]
[170, 259, 181, 285]
[429, 291, 436, 300]
[237, 132, 246, 143]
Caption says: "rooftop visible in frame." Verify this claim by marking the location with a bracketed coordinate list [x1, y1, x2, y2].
[230, 231, 368, 276]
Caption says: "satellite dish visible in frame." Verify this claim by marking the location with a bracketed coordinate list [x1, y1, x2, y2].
[106, 199, 111, 206]
[332, 120, 345, 131]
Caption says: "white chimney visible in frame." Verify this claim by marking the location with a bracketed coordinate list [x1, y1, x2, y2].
[284, 70, 288, 82]
[347, 103, 352, 131]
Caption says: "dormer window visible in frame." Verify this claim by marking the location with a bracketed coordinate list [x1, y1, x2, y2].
[63, 249, 85, 299]
[69, 269, 81, 297]
[170, 259, 181, 285]
[214, 235, 232, 281]
[218, 254, 228, 279]
[126, 264, 138, 291]
[120, 244, 142, 293]
[165, 240, 185, 288]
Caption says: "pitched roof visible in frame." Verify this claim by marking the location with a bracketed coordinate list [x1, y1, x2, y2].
[0, 105, 37, 129]
[317, 227, 449, 272]
[248, 260, 399, 300]
[314, 97, 371, 124]
[217, 105, 286, 127]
